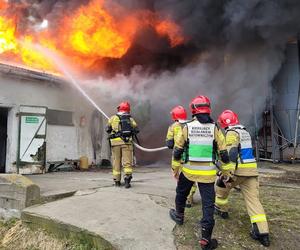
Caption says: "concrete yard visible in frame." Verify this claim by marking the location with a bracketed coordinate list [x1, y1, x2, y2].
[21, 164, 300, 250]
[24, 166, 178, 250]
[26, 169, 114, 198]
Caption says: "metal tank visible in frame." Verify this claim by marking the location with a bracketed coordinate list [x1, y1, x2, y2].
[272, 40, 300, 161]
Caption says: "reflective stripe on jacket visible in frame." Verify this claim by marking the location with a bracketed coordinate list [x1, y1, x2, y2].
[182, 163, 217, 176]
[225, 126, 258, 176]
[175, 117, 226, 183]
[166, 122, 185, 149]
[166, 122, 185, 172]
[229, 126, 256, 163]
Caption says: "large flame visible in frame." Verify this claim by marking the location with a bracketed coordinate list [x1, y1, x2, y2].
[64, 0, 131, 58]
[0, 16, 17, 53]
[0, 0, 185, 74]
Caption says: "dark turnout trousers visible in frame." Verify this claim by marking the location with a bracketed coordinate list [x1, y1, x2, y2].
[176, 172, 215, 230]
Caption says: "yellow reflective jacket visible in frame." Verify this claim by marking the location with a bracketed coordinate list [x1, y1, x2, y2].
[166, 122, 185, 173]
[225, 129, 258, 177]
[107, 114, 138, 146]
[166, 122, 185, 149]
[175, 117, 227, 183]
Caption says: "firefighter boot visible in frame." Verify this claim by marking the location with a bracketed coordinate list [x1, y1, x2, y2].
[200, 227, 218, 250]
[124, 175, 132, 189]
[169, 209, 184, 225]
[200, 239, 218, 250]
[114, 181, 121, 187]
[215, 206, 229, 219]
[250, 223, 270, 247]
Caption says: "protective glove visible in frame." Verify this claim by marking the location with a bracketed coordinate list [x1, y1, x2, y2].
[216, 175, 226, 188]
[216, 174, 234, 188]
[173, 147, 184, 161]
[106, 125, 112, 133]
[133, 127, 140, 134]
[166, 139, 174, 149]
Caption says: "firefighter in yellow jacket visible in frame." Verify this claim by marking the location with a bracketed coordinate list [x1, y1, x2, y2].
[106, 101, 139, 188]
[169, 96, 229, 250]
[166, 105, 197, 208]
[215, 110, 270, 247]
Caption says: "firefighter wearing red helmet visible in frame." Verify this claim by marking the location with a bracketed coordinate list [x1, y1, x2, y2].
[166, 106, 187, 154]
[106, 101, 139, 188]
[215, 110, 270, 247]
[169, 96, 229, 250]
[166, 106, 197, 208]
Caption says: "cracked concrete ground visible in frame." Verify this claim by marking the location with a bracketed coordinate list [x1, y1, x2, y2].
[24, 166, 178, 250]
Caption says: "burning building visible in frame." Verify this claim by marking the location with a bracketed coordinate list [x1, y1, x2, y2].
[1, 0, 300, 172]
[0, 63, 110, 174]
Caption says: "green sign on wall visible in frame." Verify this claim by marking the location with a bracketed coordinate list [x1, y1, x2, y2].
[25, 116, 39, 124]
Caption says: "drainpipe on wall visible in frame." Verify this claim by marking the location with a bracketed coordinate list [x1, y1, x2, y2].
[16, 111, 21, 174]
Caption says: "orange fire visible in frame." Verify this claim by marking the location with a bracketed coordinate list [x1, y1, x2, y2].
[0, 1, 56, 71]
[155, 20, 185, 47]
[0, 16, 17, 53]
[0, 0, 7, 10]
[59, 0, 135, 69]
[0, 0, 185, 73]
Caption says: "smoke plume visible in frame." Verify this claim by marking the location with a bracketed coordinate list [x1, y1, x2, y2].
[7, 1, 300, 72]
[6, 1, 300, 162]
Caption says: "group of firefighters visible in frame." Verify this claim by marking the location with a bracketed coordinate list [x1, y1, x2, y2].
[106, 96, 270, 249]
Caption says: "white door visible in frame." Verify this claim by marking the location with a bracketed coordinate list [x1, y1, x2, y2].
[17, 106, 47, 171]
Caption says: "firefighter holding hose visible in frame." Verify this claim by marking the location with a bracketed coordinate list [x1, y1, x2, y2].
[106, 101, 139, 188]
[169, 96, 229, 250]
[215, 110, 270, 247]
[166, 105, 197, 207]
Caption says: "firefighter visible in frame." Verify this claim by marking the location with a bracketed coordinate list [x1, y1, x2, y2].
[166, 106, 197, 208]
[106, 101, 139, 188]
[169, 96, 229, 250]
[215, 110, 270, 247]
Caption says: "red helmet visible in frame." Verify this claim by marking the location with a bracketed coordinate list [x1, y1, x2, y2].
[218, 110, 239, 128]
[117, 101, 130, 113]
[190, 95, 211, 114]
[170, 106, 187, 121]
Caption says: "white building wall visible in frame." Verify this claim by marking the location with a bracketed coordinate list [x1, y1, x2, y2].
[46, 125, 78, 161]
[0, 73, 103, 173]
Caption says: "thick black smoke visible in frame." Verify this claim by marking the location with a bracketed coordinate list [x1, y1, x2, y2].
[111, 0, 300, 48]
[15, 0, 300, 74]
[9, 0, 300, 71]
[9, 0, 300, 162]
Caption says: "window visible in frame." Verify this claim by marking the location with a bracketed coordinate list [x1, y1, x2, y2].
[47, 109, 74, 126]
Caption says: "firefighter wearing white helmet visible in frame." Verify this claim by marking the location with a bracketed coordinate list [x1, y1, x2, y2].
[215, 110, 270, 247]
[166, 105, 197, 208]
[106, 101, 139, 188]
[169, 96, 229, 250]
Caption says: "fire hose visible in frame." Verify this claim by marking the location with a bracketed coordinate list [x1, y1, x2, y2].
[132, 142, 168, 152]
[91, 104, 167, 152]
[62, 65, 168, 152]
[35, 45, 168, 152]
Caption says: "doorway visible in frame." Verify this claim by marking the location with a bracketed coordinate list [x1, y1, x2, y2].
[0, 108, 8, 173]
